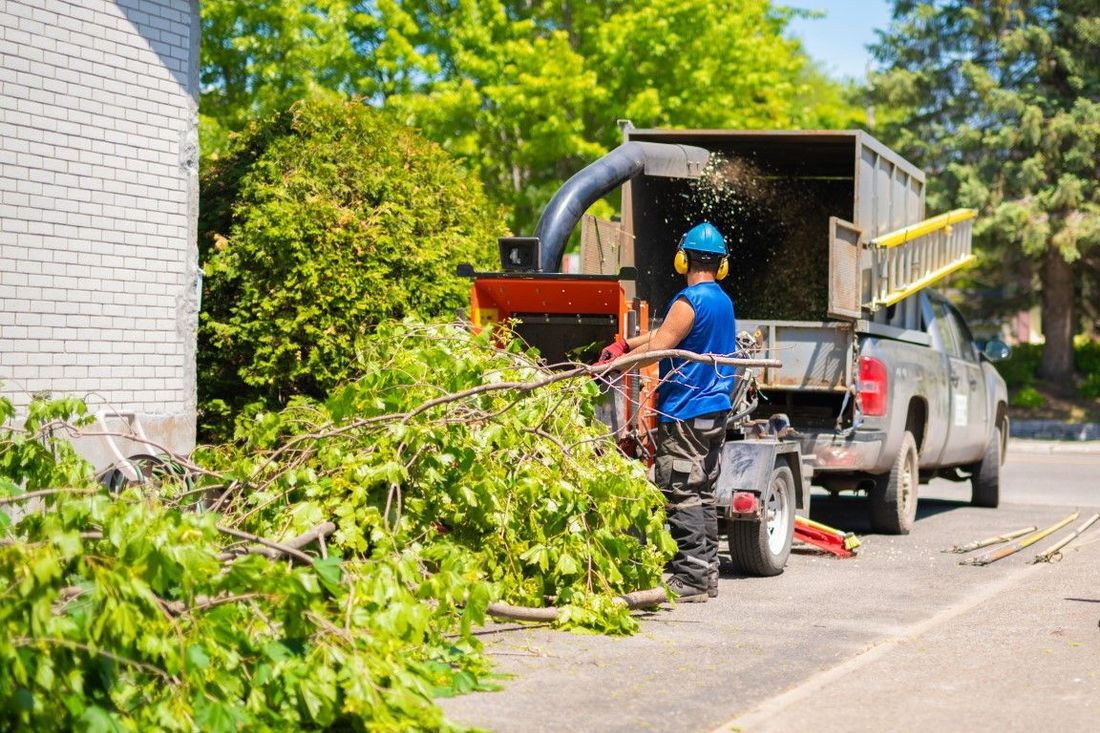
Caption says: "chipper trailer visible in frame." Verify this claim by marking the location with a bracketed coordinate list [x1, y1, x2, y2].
[462, 125, 988, 575]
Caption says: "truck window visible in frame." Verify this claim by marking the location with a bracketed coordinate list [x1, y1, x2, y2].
[947, 304, 979, 363]
[929, 300, 962, 359]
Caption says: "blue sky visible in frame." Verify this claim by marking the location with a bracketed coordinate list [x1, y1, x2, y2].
[786, 0, 894, 80]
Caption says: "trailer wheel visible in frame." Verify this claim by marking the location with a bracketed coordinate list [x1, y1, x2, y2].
[970, 423, 1002, 508]
[729, 460, 795, 577]
[869, 431, 919, 534]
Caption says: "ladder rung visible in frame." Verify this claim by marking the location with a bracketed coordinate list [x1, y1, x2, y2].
[864, 209, 976, 309]
[876, 255, 977, 308]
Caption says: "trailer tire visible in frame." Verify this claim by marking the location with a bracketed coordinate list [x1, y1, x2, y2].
[970, 423, 1001, 508]
[869, 431, 919, 535]
[729, 460, 795, 577]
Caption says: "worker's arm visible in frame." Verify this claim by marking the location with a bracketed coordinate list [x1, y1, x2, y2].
[625, 331, 652, 350]
[626, 297, 695, 366]
[596, 298, 694, 366]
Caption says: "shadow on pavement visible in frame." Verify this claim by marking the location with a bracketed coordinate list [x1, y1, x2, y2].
[808, 493, 969, 535]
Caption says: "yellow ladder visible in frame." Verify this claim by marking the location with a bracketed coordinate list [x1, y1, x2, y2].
[866, 209, 977, 309]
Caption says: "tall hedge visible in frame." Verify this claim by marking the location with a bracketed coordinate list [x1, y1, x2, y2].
[198, 99, 502, 431]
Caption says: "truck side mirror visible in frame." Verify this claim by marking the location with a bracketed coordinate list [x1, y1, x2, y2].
[982, 339, 1011, 362]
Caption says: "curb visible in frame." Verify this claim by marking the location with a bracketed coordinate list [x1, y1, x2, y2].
[1009, 419, 1100, 442]
[1008, 438, 1100, 455]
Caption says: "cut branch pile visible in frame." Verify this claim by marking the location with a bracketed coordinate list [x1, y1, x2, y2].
[0, 321, 780, 731]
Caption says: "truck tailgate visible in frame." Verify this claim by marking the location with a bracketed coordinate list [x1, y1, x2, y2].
[740, 320, 854, 391]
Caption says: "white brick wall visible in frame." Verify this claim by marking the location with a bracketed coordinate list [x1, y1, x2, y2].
[1, 0, 200, 459]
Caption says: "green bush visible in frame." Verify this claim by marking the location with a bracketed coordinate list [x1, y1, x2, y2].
[994, 339, 1100, 394]
[994, 342, 1042, 389]
[1075, 337, 1100, 377]
[198, 99, 503, 435]
[1010, 385, 1047, 409]
[1079, 372, 1100, 399]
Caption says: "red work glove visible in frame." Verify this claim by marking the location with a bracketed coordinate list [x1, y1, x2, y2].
[596, 336, 630, 365]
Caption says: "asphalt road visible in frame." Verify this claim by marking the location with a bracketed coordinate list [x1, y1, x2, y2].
[438, 441, 1100, 733]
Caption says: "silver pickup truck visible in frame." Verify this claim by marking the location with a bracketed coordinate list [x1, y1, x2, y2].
[611, 128, 1011, 535]
[741, 289, 1009, 534]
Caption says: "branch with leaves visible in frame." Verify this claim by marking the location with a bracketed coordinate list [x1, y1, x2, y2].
[0, 321, 777, 729]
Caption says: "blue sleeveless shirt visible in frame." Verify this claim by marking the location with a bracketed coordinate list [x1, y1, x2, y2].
[656, 282, 736, 422]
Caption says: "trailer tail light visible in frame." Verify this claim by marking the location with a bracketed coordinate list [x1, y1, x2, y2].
[859, 356, 888, 416]
[732, 491, 758, 514]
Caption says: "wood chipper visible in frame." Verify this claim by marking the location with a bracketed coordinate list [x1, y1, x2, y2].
[462, 124, 980, 574]
[461, 133, 809, 577]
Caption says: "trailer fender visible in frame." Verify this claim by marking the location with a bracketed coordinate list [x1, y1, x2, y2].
[716, 440, 806, 514]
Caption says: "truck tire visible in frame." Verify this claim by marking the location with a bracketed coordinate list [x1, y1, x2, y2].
[970, 424, 1002, 508]
[729, 461, 795, 576]
[869, 431, 919, 535]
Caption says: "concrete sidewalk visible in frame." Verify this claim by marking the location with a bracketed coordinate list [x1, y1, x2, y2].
[725, 534, 1100, 733]
[1009, 437, 1100, 455]
[1011, 420, 1100, 442]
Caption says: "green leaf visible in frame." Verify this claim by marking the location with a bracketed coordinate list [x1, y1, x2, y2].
[194, 699, 245, 733]
[313, 557, 342, 594]
[186, 644, 211, 672]
[556, 553, 580, 576]
[79, 706, 125, 733]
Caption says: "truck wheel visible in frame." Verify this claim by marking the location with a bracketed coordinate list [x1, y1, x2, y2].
[869, 431, 919, 535]
[970, 424, 1001, 508]
[729, 460, 795, 576]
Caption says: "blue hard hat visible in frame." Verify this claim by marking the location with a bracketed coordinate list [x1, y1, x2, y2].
[679, 222, 727, 256]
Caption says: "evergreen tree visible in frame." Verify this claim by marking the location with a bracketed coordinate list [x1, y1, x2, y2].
[869, 1, 1100, 380]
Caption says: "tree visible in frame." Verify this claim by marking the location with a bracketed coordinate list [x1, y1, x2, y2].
[200, 1, 863, 234]
[387, 0, 864, 233]
[198, 99, 501, 425]
[869, 1, 1100, 380]
[200, 0, 433, 151]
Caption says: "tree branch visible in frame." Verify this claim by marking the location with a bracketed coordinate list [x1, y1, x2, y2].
[0, 488, 100, 505]
[216, 521, 336, 563]
[12, 636, 179, 685]
[485, 586, 670, 623]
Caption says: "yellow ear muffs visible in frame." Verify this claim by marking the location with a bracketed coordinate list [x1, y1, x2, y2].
[716, 257, 729, 281]
[673, 249, 689, 275]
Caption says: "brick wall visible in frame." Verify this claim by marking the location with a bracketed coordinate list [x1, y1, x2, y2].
[0, 0, 200, 463]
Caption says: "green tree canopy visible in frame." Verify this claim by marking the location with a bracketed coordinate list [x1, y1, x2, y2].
[198, 99, 501, 424]
[869, 1, 1100, 379]
[200, 1, 863, 233]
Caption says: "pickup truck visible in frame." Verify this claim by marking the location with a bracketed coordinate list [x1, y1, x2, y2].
[610, 128, 1011, 535]
[741, 289, 1010, 534]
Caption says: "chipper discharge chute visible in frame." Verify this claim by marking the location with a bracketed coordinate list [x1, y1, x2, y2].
[468, 140, 710, 449]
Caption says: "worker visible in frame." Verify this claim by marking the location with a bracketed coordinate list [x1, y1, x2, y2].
[596, 222, 736, 602]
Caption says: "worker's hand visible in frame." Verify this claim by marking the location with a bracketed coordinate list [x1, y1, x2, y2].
[596, 336, 630, 366]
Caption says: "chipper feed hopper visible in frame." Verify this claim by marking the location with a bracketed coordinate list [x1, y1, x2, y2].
[464, 126, 975, 574]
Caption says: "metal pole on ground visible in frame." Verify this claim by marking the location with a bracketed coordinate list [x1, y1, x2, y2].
[1032, 513, 1100, 564]
[960, 512, 1079, 567]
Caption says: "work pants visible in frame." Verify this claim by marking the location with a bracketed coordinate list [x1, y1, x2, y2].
[654, 411, 727, 590]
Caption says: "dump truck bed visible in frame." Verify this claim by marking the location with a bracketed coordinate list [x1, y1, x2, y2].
[620, 129, 926, 323]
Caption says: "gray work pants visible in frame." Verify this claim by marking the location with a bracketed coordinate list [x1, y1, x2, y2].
[654, 411, 727, 590]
